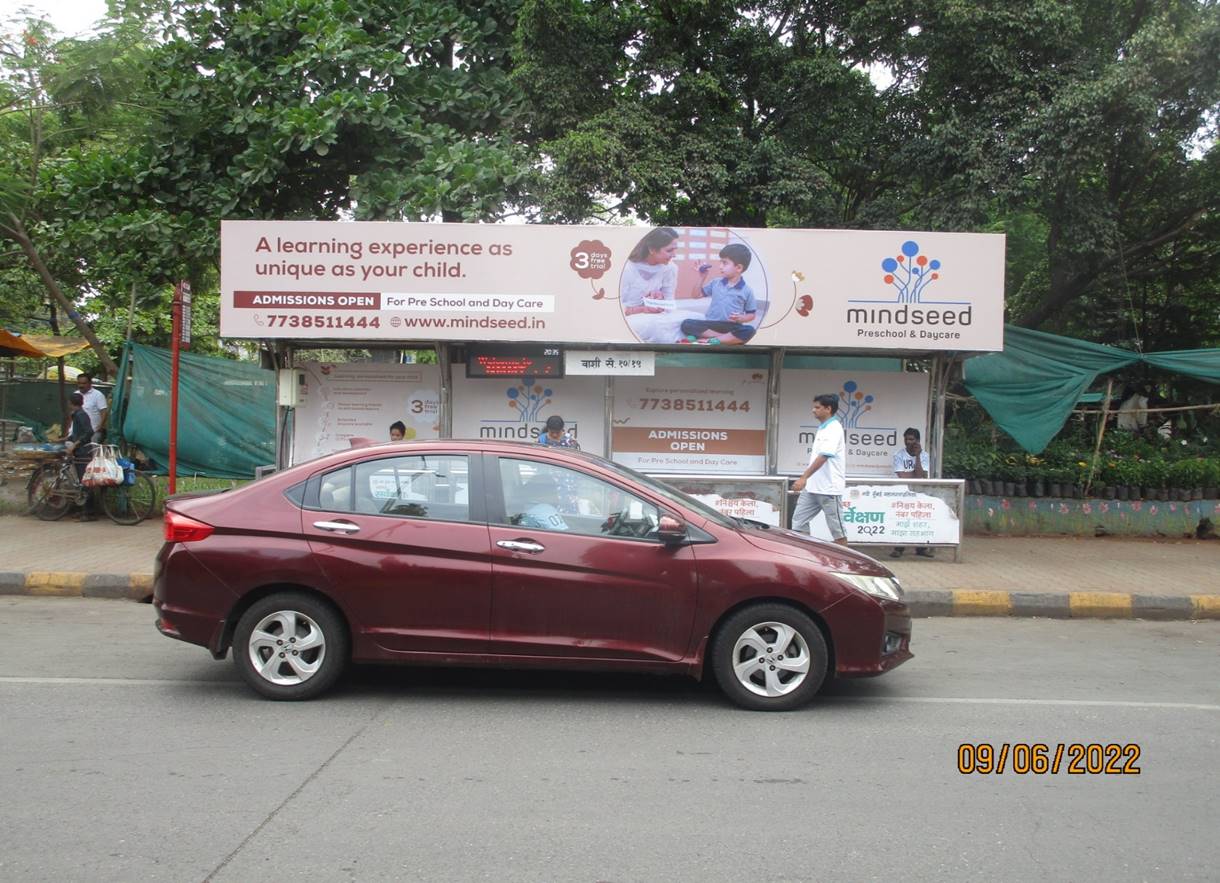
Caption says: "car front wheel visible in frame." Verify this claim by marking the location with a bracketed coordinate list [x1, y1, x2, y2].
[710, 604, 828, 711]
[232, 593, 348, 700]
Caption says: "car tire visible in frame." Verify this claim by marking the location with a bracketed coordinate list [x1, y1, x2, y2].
[232, 593, 349, 700]
[710, 604, 828, 711]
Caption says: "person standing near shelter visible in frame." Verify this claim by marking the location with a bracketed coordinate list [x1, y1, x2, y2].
[76, 372, 108, 443]
[62, 392, 97, 522]
[890, 427, 933, 559]
[537, 415, 580, 449]
[389, 421, 406, 441]
[790, 394, 848, 546]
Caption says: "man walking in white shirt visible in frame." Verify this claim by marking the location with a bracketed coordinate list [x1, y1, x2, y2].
[790, 394, 848, 546]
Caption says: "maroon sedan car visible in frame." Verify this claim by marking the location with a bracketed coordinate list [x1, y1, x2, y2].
[154, 440, 911, 710]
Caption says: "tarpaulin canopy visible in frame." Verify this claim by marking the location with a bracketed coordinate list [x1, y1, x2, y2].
[116, 342, 276, 478]
[0, 330, 92, 359]
[963, 326, 1220, 453]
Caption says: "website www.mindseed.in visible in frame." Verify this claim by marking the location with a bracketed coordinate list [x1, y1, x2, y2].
[396, 314, 548, 330]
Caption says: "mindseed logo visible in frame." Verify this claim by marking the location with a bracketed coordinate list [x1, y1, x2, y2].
[797, 380, 897, 464]
[847, 240, 970, 342]
[837, 380, 874, 428]
[477, 377, 577, 441]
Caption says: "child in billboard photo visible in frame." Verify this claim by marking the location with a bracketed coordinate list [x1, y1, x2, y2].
[678, 243, 759, 345]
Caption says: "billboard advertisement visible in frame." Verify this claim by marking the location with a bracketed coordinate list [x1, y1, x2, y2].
[611, 367, 769, 473]
[450, 374, 606, 456]
[220, 221, 1005, 351]
[291, 361, 440, 463]
[777, 369, 931, 477]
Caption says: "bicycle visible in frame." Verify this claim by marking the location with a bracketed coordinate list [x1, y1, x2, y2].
[27, 451, 158, 525]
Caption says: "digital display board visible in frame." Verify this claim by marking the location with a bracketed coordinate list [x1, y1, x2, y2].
[465, 344, 564, 378]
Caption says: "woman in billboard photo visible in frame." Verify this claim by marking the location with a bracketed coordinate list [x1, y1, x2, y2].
[621, 227, 768, 346]
[620, 227, 702, 343]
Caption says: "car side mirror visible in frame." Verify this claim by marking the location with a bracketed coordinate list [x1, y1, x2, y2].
[657, 513, 688, 544]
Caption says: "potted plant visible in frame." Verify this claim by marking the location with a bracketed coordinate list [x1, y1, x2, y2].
[1201, 458, 1219, 500]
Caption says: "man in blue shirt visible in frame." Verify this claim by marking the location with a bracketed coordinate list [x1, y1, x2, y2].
[679, 243, 758, 345]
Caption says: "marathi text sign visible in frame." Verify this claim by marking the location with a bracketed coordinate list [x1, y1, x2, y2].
[803, 480, 963, 545]
[220, 221, 1005, 351]
[653, 475, 789, 527]
[565, 351, 656, 375]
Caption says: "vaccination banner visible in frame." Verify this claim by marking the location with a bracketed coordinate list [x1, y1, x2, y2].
[220, 221, 1005, 351]
[450, 374, 607, 456]
[777, 369, 931, 477]
[611, 368, 768, 473]
[291, 362, 440, 463]
[806, 483, 962, 545]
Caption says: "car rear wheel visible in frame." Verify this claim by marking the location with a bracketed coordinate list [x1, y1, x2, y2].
[710, 604, 828, 711]
[232, 593, 348, 700]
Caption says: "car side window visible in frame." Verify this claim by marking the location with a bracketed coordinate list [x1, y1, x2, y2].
[497, 458, 661, 540]
[318, 467, 353, 511]
[348, 455, 472, 522]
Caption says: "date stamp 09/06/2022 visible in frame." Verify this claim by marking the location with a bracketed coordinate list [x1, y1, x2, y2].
[958, 743, 1141, 775]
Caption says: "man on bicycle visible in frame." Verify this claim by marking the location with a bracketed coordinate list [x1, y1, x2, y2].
[63, 392, 97, 522]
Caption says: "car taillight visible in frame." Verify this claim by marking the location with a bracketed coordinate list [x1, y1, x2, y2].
[164, 510, 214, 543]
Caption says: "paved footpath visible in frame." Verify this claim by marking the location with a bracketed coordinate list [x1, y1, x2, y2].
[0, 515, 1217, 618]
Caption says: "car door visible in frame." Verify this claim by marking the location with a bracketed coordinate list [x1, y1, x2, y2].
[486, 455, 699, 662]
[303, 451, 492, 654]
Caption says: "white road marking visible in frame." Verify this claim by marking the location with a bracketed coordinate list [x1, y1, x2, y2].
[0, 676, 231, 687]
[831, 696, 1220, 711]
[1, 676, 1217, 711]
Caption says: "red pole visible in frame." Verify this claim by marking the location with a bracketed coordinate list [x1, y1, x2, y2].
[169, 283, 181, 495]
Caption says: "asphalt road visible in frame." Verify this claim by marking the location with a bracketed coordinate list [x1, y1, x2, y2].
[1, 597, 1217, 882]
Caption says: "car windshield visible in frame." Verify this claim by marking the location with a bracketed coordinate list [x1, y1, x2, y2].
[593, 458, 737, 528]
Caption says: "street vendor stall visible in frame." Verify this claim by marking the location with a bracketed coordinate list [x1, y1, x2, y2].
[220, 221, 1007, 558]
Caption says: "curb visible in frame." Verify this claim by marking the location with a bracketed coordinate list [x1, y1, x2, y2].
[0, 572, 152, 602]
[907, 589, 1220, 620]
[2, 573, 1219, 620]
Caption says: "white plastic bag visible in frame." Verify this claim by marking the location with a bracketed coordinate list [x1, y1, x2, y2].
[83, 445, 123, 487]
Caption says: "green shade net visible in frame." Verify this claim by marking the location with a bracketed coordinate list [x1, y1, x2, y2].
[964, 326, 1220, 453]
[117, 342, 276, 478]
[1141, 349, 1220, 382]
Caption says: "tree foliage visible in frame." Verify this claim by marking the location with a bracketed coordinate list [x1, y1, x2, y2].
[1, 0, 1217, 366]
[514, 0, 1220, 344]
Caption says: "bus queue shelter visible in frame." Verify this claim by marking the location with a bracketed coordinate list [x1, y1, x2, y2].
[220, 220, 1006, 548]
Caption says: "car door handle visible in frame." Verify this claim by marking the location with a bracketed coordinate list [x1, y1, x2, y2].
[313, 520, 360, 533]
[496, 539, 545, 553]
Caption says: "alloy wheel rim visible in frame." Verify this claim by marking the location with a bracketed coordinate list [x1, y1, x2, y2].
[731, 621, 811, 697]
[247, 610, 326, 686]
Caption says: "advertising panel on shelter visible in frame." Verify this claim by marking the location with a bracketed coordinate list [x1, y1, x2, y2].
[805, 482, 962, 546]
[611, 367, 769, 473]
[220, 221, 1005, 351]
[291, 362, 440, 463]
[450, 373, 607, 456]
[777, 369, 931, 477]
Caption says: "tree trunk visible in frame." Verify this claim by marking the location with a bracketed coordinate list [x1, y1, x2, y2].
[1, 213, 117, 379]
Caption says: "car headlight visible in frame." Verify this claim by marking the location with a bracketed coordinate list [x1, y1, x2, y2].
[832, 573, 904, 602]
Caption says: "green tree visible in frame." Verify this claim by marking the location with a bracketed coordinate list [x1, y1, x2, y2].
[0, 15, 136, 376]
[512, 0, 912, 227]
[863, 0, 1220, 337]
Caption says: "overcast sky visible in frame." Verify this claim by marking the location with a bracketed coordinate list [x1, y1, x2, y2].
[0, 0, 109, 38]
